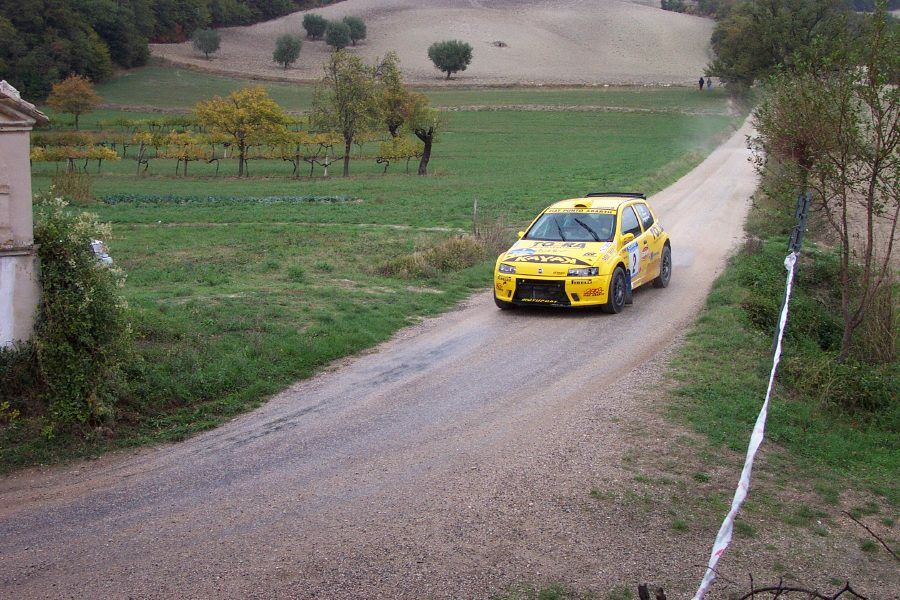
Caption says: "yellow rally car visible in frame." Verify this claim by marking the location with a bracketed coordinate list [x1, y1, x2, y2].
[494, 193, 671, 313]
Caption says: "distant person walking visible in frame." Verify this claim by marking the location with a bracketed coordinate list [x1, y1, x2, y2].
[706, 76, 712, 90]
[698, 76, 705, 91]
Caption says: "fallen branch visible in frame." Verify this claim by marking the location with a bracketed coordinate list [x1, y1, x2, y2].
[842, 510, 899, 561]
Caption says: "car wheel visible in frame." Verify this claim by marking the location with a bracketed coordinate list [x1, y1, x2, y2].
[602, 267, 627, 314]
[494, 294, 515, 310]
[653, 244, 672, 289]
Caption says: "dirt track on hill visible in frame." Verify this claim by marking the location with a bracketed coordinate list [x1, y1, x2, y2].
[151, 0, 715, 86]
[0, 121, 771, 599]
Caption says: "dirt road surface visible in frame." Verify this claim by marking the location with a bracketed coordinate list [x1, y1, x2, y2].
[0, 121, 757, 598]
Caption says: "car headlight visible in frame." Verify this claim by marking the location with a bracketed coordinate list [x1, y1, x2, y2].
[568, 267, 599, 277]
[498, 263, 516, 274]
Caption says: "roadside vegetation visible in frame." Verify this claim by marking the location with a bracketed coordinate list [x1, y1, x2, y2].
[0, 65, 740, 471]
[674, 0, 898, 516]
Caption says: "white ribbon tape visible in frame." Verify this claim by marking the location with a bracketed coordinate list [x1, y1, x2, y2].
[692, 252, 798, 600]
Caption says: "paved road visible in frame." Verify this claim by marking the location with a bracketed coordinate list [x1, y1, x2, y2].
[0, 121, 757, 599]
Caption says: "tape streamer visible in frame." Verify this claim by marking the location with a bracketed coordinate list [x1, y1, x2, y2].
[692, 252, 798, 600]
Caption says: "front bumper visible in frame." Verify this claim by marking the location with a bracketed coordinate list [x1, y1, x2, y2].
[494, 273, 609, 307]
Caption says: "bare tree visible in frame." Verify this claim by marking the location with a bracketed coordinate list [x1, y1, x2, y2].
[752, 5, 898, 361]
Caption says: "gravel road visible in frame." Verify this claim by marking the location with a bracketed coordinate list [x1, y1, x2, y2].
[0, 120, 757, 599]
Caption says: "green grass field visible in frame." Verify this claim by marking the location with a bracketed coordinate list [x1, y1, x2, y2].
[92, 65, 733, 113]
[4, 67, 743, 470]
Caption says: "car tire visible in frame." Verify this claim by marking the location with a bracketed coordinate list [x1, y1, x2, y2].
[602, 267, 627, 314]
[494, 295, 515, 310]
[653, 244, 672, 289]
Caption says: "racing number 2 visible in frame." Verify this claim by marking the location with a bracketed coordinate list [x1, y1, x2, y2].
[626, 242, 640, 278]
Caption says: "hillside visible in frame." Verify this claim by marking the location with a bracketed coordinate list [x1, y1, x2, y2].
[151, 0, 715, 86]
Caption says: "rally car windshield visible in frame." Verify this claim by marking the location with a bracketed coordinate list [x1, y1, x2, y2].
[525, 212, 616, 243]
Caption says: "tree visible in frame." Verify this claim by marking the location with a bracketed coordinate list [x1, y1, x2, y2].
[402, 92, 444, 175]
[302, 13, 328, 39]
[427, 40, 473, 80]
[192, 28, 221, 59]
[273, 34, 302, 69]
[708, 0, 848, 88]
[46, 75, 102, 130]
[752, 6, 899, 361]
[342, 16, 366, 46]
[311, 51, 377, 177]
[153, 0, 210, 42]
[194, 86, 287, 177]
[374, 51, 414, 137]
[325, 21, 351, 50]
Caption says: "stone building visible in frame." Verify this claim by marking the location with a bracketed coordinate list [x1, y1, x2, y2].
[0, 81, 48, 347]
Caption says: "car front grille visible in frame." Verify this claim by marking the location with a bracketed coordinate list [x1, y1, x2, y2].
[513, 278, 570, 306]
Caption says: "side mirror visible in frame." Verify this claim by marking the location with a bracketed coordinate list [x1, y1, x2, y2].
[517, 231, 525, 239]
[620, 232, 635, 247]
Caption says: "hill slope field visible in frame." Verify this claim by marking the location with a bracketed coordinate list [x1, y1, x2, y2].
[151, 0, 715, 86]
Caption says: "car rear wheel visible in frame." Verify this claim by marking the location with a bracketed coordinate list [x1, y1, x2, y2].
[653, 244, 672, 289]
[494, 295, 515, 310]
[601, 267, 627, 314]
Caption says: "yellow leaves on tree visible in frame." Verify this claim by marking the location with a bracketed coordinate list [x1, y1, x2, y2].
[194, 86, 287, 177]
[46, 75, 102, 130]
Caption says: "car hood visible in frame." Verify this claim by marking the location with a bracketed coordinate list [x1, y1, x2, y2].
[499, 240, 617, 276]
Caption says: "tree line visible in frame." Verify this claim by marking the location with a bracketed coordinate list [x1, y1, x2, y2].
[33, 51, 443, 178]
[708, 1, 898, 370]
[0, 0, 345, 98]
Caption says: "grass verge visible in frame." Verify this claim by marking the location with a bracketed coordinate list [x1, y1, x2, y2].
[669, 192, 899, 506]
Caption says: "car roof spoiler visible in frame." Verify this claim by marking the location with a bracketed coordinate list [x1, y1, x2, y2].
[585, 192, 646, 199]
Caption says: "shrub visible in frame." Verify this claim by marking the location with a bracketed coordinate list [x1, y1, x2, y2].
[30, 194, 132, 429]
[342, 16, 366, 45]
[325, 21, 351, 50]
[380, 236, 488, 279]
[303, 13, 328, 39]
[427, 40, 473, 79]
[192, 28, 221, 59]
[50, 171, 94, 204]
[273, 34, 302, 69]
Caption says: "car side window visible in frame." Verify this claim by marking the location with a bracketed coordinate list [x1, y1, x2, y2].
[620, 205, 643, 238]
[634, 203, 654, 229]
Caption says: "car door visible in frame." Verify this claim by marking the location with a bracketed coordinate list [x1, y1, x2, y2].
[633, 202, 662, 280]
[619, 203, 649, 287]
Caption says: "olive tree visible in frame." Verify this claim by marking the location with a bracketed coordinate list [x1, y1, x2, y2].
[273, 34, 302, 69]
[325, 21, 351, 50]
[427, 40, 473, 79]
[342, 16, 366, 45]
[192, 28, 221, 60]
[303, 13, 328, 39]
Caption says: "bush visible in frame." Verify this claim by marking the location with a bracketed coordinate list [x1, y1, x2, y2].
[380, 236, 489, 279]
[325, 21, 351, 50]
[342, 16, 366, 45]
[50, 171, 94, 204]
[192, 28, 221, 59]
[303, 13, 328, 39]
[273, 34, 302, 69]
[29, 194, 132, 429]
[427, 40, 473, 79]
